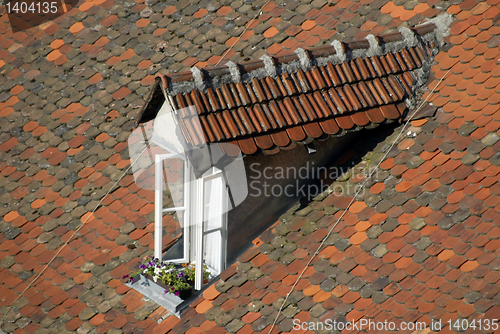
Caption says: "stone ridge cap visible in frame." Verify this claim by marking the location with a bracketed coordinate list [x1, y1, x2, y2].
[155, 21, 437, 94]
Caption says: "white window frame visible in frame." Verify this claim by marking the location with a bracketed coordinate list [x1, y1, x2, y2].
[195, 167, 228, 289]
[154, 153, 190, 263]
[154, 154, 227, 290]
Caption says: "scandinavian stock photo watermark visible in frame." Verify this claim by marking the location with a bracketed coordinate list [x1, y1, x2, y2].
[248, 162, 378, 198]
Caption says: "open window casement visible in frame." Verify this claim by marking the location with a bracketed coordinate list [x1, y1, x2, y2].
[155, 154, 228, 290]
[154, 153, 190, 263]
[199, 167, 227, 277]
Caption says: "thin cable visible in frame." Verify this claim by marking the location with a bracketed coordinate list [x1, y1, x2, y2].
[0, 143, 151, 328]
[268, 69, 451, 333]
[215, 0, 272, 66]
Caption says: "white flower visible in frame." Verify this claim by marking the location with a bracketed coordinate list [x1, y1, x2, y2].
[153, 267, 161, 282]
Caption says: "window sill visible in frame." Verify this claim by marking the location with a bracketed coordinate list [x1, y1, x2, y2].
[126, 274, 198, 317]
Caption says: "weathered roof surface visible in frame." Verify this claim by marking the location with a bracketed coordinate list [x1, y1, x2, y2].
[140, 23, 441, 155]
[1, 0, 500, 333]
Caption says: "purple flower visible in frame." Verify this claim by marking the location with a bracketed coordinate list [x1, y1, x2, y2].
[130, 278, 135, 282]
[164, 290, 168, 294]
[175, 291, 180, 296]
[178, 272, 184, 278]
[122, 275, 129, 279]
[171, 287, 175, 291]
[140, 264, 146, 269]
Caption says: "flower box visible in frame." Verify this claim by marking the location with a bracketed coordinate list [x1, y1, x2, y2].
[123, 256, 210, 300]
[143, 273, 192, 300]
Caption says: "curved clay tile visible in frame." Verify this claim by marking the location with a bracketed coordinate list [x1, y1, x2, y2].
[379, 104, 401, 120]
[286, 126, 307, 142]
[254, 135, 274, 150]
[351, 111, 371, 127]
[319, 119, 340, 135]
[221, 110, 240, 138]
[365, 107, 386, 124]
[230, 109, 247, 136]
[335, 114, 356, 130]
[221, 84, 236, 109]
[235, 138, 257, 155]
[138, 21, 442, 156]
[276, 100, 297, 126]
[236, 107, 257, 134]
[268, 101, 287, 128]
[302, 123, 323, 138]
[270, 131, 291, 148]
[200, 116, 216, 142]
[215, 113, 231, 139]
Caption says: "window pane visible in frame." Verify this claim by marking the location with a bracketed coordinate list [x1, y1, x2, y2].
[202, 173, 225, 273]
[203, 175, 224, 231]
[204, 230, 221, 274]
[162, 157, 185, 209]
[161, 208, 186, 261]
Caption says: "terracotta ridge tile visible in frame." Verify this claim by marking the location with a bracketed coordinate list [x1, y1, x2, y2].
[158, 28, 438, 95]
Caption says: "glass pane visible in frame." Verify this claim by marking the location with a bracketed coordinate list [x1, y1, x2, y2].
[203, 174, 224, 231]
[202, 172, 224, 274]
[162, 157, 185, 209]
[162, 210, 185, 260]
[204, 230, 221, 274]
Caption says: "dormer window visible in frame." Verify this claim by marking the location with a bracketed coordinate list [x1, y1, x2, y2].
[129, 98, 247, 297]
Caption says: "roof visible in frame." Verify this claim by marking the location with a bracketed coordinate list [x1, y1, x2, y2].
[139, 22, 443, 155]
[1, 0, 500, 333]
